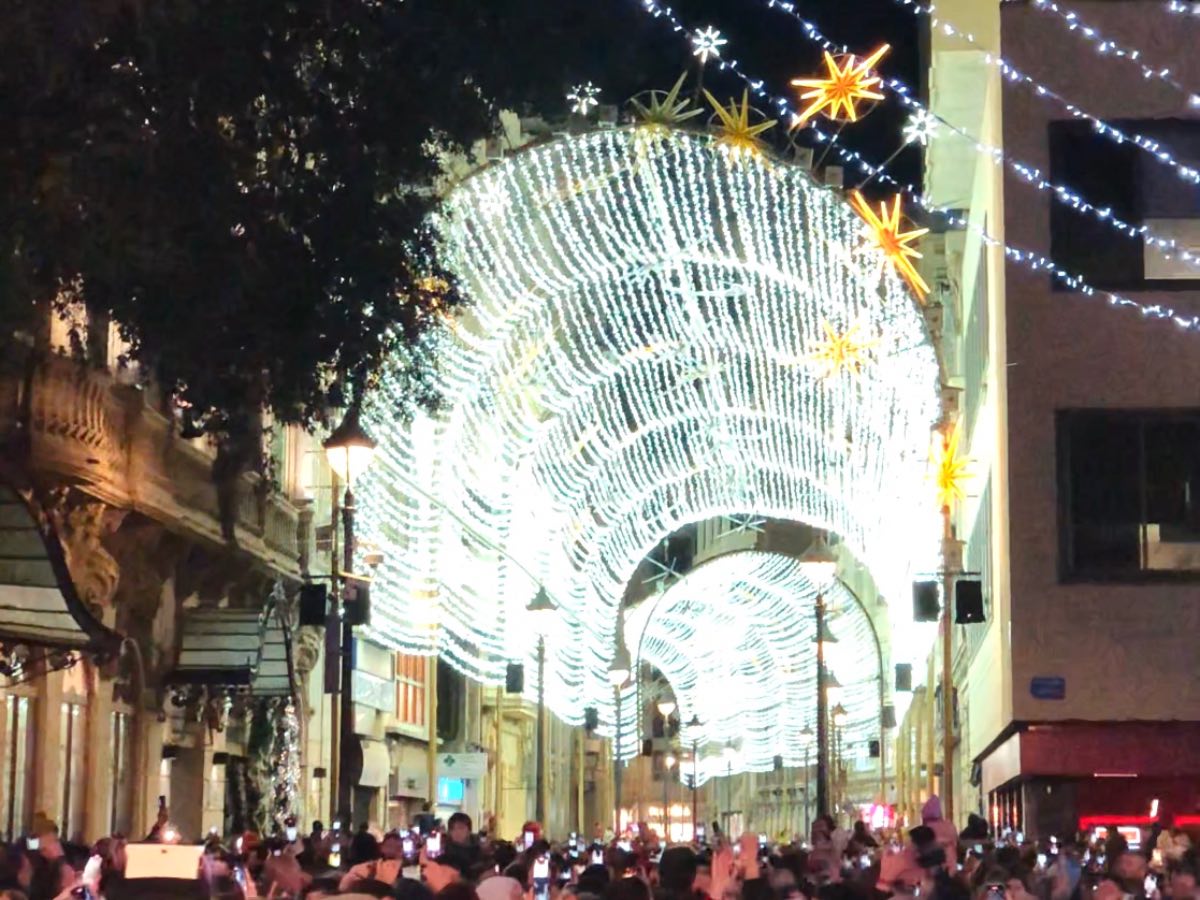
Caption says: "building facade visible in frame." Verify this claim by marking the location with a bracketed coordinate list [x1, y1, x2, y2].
[910, 0, 1200, 836]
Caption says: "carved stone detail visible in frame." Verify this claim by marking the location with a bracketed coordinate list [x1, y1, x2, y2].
[293, 625, 323, 677]
[42, 487, 125, 620]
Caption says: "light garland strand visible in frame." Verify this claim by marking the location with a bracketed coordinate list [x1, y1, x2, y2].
[1166, 1, 1200, 16]
[886, 0, 1200, 185]
[1001, 0, 1200, 105]
[754, 0, 1200, 270]
[635, 0, 1200, 330]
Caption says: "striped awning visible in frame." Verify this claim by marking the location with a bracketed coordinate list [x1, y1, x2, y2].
[166, 597, 294, 696]
[0, 486, 118, 651]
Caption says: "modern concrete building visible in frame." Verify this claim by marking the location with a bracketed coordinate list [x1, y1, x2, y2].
[904, 0, 1200, 837]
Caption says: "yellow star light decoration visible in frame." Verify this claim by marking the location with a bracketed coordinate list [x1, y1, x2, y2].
[930, 421, 972, 510]
[632, 72, 704, 131]
[808, 319, 877, 379]
[849, 190, 930, 301]
[703, 89, 777, 161]
[790, 44, 890, 128]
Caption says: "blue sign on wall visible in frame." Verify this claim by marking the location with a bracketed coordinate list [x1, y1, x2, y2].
[1030, 676, 1066, 701]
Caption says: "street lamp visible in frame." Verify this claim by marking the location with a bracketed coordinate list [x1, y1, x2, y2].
[687, 713, 702, 838]
[663, 752, 677, 842]
[722, 743, 737, 832]
[609, 636, 631, 832]
[657, 698, 677, 718]
[527, 587, 557, 825]
[831, 704, 848, 816]
[800, 724, 814, 838]
[323, 404, 377, 824]
[800, 530, 837, 822]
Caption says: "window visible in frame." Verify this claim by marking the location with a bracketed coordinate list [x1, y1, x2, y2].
[1050, 119, 1200, 289]
[60, 703, 87, 843]
[2, 696, 34, 841]
[1059, 410, 1200, 578]
[110, 711, 134, 837]
[395, 654, 426, 731]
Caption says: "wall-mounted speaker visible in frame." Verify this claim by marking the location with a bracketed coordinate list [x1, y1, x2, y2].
[299, 584, 328, 626]
[913, 581, 940, 622]
[895, 663, 913, 693]
[505, 663, 524, 694]
[955, 579, 985, 624]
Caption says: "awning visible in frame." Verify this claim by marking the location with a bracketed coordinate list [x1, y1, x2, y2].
[166, 595, 295, 696]
[0, 486, 119, 651]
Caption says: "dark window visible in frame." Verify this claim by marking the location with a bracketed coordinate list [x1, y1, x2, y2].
[1059, 410, 1200, 578]
[1048, 119, 1200, 290]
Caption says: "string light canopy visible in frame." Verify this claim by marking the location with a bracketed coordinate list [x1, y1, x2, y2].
[628, 551, 884, 782]
[353, 124, 941, 735]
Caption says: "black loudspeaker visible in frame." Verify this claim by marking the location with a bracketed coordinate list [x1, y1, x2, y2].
[913, 580, 940, 622]
[299, 584, 328, 626]
[505, 663, 524, 694]
[895, 663, 913, 692]
[344, 577, 370, 627]
[869, 740, 881, 759]
[955, 580, 985, 624]
[641, 738, 653, 757]
[773, 754, 783, 772]
[584, 707, 599, 732]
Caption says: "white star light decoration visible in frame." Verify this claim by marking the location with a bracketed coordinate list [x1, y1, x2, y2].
[691, 26, 727, 64]
[567, 82, 601, 116]
[903, 108, 940, 146]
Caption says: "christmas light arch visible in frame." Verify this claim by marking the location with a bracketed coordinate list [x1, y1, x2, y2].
[356, 126, 941, 755]
[624, 550, 885, 784]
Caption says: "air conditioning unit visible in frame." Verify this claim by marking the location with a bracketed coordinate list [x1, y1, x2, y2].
[1144, 219, 1200, 280]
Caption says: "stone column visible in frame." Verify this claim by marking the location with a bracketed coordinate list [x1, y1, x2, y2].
[33, 669, 64, 828]
[84, 676, 116, 841]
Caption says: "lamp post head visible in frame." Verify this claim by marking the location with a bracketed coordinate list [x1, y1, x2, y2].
[799, 531, 838, 587]
[526, 586, 558, 634]
[609, 643, 632, 687]
[657, 698, 677, 718]
[323, 405, 378, 485]
[812, 619, 839, 645]
[665, 754, 677, 770]
[832, 703, 848, 727]
[686, 714, 703, 730]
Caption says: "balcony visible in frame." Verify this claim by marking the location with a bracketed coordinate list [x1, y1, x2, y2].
[0, 352, 300, 577]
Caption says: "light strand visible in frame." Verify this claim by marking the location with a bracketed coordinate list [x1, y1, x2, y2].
[756, 0, 1200, 269]
[1002, 0, 1200, 106]
[887, 0, 1200, 185]
[635, 0, 1200, 331]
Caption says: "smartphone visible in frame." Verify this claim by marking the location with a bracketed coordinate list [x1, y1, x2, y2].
[235, 836, 244, 853]
[1145, 875, 1158, 896]
[697, 824, 706, 844]
[427, 833, 443, 859]
[860, 854, 871, 868]
[403, 837, 415, 858]
[330, 842, 342, 868]
[333, 820, 342, 832]
[1038, 854, 1048, 868]
[285, 826, 298, 842]
[974, 845, 984, 855]
[523, 831, 535, 850]
[591, 849, 604, 865]
[569, 832, 578, 850]
[233, 865, 247, 889]
[26, 837, 39, 851]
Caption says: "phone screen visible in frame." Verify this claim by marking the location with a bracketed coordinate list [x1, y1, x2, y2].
[1145, 875, 1158, 896]
[285, 826, 298, 842]
[592, 849, 604, 865]
[234, 866, 247, 889]
[427, 833, 443, 858]
[403, 838, 415, 857]
[524, 831, 535, 850]
[26, 837, 39, 851]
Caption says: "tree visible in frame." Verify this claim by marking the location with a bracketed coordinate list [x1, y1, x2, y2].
[0, 0, 659, 491]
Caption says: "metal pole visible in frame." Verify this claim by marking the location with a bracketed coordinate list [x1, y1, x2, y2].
[692, 739, 698, 839]
[725, 760, 732, 832]
[536, 635, 546, 824]
[427, 656, 439, 808]
[663, 764, 670, 842]
[803, 744, 810, 838]
[815, 593, 829, 818]
[329, 480, 341, 825]
[337, 486, 356, 823]
[614, 685, 623, 834]
[941, 506, 956, 824]
[494, 685, 503, 834]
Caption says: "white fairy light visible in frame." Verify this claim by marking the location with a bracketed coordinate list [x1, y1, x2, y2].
[902, 108, 939, 146]
[623, 551, 883, 782]
[691, 26, 727, 63]
[567, 82, 601, 116]
[635, 0, 1200, 327]
[354, 127, 942, 734]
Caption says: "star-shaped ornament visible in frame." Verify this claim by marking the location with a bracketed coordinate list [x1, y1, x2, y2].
[703, 89, 777, 161]
[849, 190, 930, 301]
[631, 73, 704, 132]
[790, 45, 890, 128]
[931, 421, 972, 510]
[808, 319, 877, 379]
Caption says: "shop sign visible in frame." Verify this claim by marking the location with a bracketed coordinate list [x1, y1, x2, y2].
[437, 752, 488, 779]
[1030, 676, 1066, 700]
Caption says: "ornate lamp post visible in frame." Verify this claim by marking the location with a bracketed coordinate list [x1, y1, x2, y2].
[609, 639, 631, 832]
[323, 404, 377, 825]
[799, 531, 837, 819]
[527, 587, 558, 824]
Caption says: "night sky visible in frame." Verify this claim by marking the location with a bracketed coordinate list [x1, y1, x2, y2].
[551, 0, 924, 189]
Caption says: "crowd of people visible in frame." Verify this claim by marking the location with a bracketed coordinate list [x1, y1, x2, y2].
[0, 798, 1195, 900]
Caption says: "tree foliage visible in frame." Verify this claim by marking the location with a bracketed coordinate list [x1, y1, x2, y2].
[0, 0, 654, 445]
